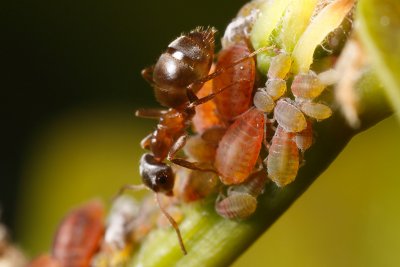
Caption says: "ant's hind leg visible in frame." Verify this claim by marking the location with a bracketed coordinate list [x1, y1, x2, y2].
[135, 108, 167, 119]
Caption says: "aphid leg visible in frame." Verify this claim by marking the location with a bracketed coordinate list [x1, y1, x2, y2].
[156, 193, 187, 255]
[263, 113, 270, 150]
[140, 133, 152, 150]
[112, 184, 147, 202]
[141, 66, 156, 86]
[135, 108, 167, 119]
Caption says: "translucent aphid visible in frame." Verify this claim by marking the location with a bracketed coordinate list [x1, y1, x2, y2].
[266, 126, 300, 187]
[253, 88, 275, 113]
[265, 79, 287, 100]
[227, 169, 269, 197]
[215, 193, 257, 220]
[91, 196, 138, 267]
[299, 102, 333, 121]
[221, 0, 262, 48]
[274, 98, 307, 133]
[295, 120, 313, 152]
[267, 53, 292, 79]
[174, 166, 219, 203]
[291, 71, 326, 100]
[214, 108, 264, 185]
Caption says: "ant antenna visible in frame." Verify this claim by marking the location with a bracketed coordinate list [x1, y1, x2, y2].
[111, 184, 147, 202]
[156, 193, 187, 255]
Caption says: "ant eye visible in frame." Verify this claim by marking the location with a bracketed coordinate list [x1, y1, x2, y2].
[157, 173, 168, 185]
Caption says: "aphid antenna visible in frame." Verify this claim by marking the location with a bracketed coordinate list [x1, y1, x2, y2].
[156, 193, 187, 255]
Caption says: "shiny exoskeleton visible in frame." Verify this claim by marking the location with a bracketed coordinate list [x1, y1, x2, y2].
[142, 27, 216, 110]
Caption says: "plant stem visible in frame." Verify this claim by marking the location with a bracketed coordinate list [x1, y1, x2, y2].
[130, 69, 392, 267]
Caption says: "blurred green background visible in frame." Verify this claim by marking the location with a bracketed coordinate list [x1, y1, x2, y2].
[1, 0, 400, 266]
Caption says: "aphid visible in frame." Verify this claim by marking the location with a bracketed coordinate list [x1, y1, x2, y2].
[215, 108, 264, 185]
[174, 166, 220, 203]
[295, 120, 313, 152]
[192, 67, 224, 134]
[213, 42, 256, 123]
[221, 0, 262, 48]
[215, 169, 268, 220]
[266, 126, 300, 187]
[299, 102, 333, 121]
[52, 200, 104, 267]
[253, 53, 290, 114]
[215, 193, 257, 220]
[291, 71, 326, 100]
[28, 255, 60, 267]
[274, 98, 307, 133]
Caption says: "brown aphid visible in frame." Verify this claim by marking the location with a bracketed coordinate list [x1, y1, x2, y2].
[28, 255, 60, 267]
[266, 126, 300, 187]
[174, 166, 219, 203]
[295, 120, 313, 152]
[300, 102, 333, 121]
[192, 66, 224, 134]
[291, 71, 326, 100]
[142, 27, 216, 109]
[274, 98, 307, 133]
[213, 42, 256, 123]
[183, 127, 225, 163]
[215, 193, 257, 219]
[228, 169, 268, 197]
[215, 108, 264, 185]
[52, 200, 104, 267]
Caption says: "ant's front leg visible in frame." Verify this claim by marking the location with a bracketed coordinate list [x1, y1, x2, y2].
[167, 134, 218, 173]
[135, 108, 168, 119]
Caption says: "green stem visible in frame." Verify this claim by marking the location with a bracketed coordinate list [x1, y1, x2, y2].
[130, 70, 392, 267]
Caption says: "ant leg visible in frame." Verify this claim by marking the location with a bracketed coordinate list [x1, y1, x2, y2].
[135, 108, 167, 119]
[156, 193, 187, 255]
[112, 184, 147, 202]
[187, 80, 249, 110]
[140, 133, 152, 150]
[186, 89, 199, 103]
[187, 45, 273, 91]
[167, 134, 218, 173]
[141, 66, 156, 87]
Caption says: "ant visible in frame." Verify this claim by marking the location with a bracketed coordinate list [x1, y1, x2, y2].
[116, 27, 271, 255]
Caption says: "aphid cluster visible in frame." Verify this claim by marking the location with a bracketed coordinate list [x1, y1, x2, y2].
[116, 0, 345, 255]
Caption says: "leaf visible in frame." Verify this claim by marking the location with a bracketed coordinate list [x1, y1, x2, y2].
[357, 0, 400, 120]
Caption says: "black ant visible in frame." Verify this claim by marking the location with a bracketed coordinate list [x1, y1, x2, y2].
[116, 27, 270, 255]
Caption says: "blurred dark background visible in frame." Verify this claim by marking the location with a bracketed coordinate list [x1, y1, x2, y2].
[0, 0, 241, 230]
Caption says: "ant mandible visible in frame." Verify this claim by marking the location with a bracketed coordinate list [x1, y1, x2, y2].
[116, 27, 270, 255]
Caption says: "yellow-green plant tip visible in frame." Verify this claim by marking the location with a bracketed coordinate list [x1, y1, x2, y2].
[357, 0, 400, 121]
[292, 0, 356, 73]
[278, 0, 318, 52]
[250, 0, 291, 49]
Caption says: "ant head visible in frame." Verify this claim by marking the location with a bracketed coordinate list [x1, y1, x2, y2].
[139, 153, 174, 196]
